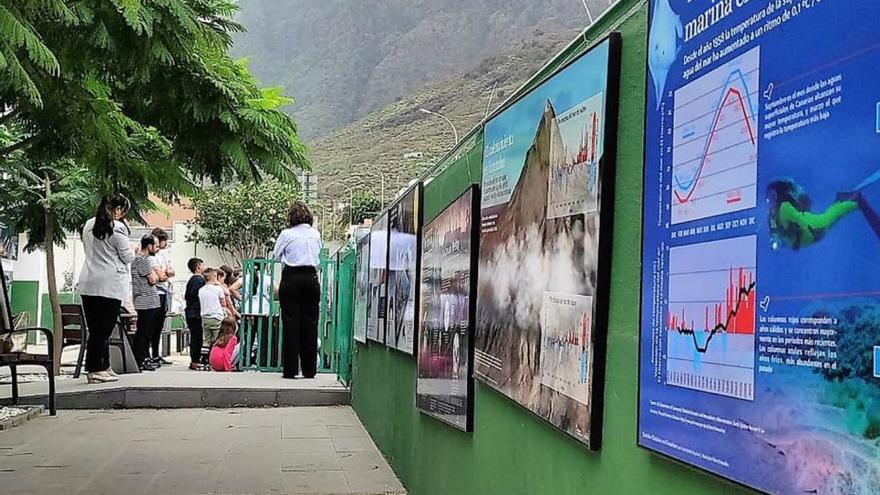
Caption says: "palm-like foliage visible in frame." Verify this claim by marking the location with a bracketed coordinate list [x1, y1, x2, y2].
[0, 0, 308, 196]
[0, 1, 71, 106]
[0, 1, 310, 373]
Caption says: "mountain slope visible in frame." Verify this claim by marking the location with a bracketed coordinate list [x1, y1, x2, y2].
[232, 0, 614, 137]
[308, 31, 575, 198]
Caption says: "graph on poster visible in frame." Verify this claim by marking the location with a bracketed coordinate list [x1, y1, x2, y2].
[666, 235, 756, 400]
[539, 292, 592, 404]
[548, 93, 603, 218]
[671, 47, 759, 225]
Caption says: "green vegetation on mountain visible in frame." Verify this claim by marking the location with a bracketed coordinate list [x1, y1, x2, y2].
[308, 31, 577, 201]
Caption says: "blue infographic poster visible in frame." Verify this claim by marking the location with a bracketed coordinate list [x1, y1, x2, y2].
[640, 1, 880, 493]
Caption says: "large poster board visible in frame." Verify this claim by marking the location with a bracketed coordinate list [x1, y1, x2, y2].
[417, 187, 478, 431]
[474, 35, 620, 449]
[639, 2, 880, 493]
[353, 231, 370, 344]
[367, 213, 389, 343]
[387, 186, 421, 354]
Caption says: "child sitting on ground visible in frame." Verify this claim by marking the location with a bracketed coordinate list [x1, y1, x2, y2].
[209, 316, 240, 372]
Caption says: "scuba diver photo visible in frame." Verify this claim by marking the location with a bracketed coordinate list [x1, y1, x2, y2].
[767, 173, 880, 250]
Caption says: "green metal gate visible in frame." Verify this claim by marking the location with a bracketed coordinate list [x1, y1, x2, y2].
[335, 246, 356, 386]
[236, 242, 356, 380]
[318, 247, 336, 373]
[238, 258, 282, 371]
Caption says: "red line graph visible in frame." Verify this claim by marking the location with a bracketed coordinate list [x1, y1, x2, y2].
[674, 87, 757, 204]
[668, 267, 756, 354]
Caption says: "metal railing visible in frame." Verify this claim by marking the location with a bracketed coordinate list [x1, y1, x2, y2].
[238, 258, 282, 371]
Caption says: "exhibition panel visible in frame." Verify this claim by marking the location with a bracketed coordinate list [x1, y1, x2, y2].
[367, 213, 389, 343]
[474, 34, 621, 449]
[640, 1, 880, 493]
[387, 186, 422, 354]
[416, 187, 479, 432]
[353, 230, 370, 344]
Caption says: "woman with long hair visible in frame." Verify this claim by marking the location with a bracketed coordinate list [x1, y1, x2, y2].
[273, 201, 322, 379]
[78, 194, 134, 383]
[216, 268, 240, 319]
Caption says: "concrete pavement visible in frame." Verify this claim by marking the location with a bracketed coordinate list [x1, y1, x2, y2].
[0, 407, 405, 495]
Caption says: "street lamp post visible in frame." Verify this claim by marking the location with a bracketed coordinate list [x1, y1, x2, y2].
[419, 108, 459, 145]
[356, 162, 387, 207]
[321, 179, 357, 227]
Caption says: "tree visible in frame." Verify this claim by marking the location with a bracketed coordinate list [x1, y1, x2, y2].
[349, 191, 382, 224]
[0, 132, 97, 374]
[0, 1, 68, 108]
[1, 1, 308, 186]
[189, 180, 302, 264]
[0, 1, 310, 372]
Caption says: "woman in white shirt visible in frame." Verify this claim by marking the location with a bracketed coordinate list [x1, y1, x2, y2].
[273, 201, 322, 379]
[78, 195, 135, 383]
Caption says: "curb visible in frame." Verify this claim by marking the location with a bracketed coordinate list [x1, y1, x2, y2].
[0, 406, 44, 430]
[1, 387, 350, 410]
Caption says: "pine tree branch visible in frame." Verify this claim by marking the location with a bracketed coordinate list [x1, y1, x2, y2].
[0, 133, 39, 157]
[0, 106, 21, 126]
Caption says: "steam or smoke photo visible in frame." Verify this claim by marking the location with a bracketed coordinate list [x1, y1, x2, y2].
[474, 39, 612, 447]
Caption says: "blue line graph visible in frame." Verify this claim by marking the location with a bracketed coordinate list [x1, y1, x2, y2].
[673, 68, 758, 192]
[670, 47, 760, 224]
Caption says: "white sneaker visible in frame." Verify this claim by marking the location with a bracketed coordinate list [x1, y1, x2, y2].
[87, 371, 119, 383]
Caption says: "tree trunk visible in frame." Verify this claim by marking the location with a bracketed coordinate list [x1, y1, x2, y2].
[44, 187, 63, 375]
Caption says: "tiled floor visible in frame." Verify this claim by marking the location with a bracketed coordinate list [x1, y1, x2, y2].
[0, 407, 405, 495]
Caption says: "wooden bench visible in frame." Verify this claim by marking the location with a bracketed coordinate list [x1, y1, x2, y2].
[0, 269, 56, 415]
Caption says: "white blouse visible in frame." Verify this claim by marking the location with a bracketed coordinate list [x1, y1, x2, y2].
[78, 218, 136, 301]
[273, 224, 322, 267]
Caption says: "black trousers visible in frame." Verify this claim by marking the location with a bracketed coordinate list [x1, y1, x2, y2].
[81, 295, 121, 373]
[151, 294, 168, 358]
[278, 265, 320, 378]
[186, 316, 203, 364]
[134, 307, 163, 365]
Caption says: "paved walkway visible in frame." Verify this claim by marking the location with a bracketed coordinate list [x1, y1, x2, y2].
[0, 407, 405, 495]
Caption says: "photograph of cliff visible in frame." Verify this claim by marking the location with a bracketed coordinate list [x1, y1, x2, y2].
[475, 38, 617, 448]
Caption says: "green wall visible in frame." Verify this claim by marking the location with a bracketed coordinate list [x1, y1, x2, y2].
[9, 280, 39, 326]
[351, 1, 751, 494]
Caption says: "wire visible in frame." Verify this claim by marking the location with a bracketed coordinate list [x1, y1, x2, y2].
[581, 0, 595, 24]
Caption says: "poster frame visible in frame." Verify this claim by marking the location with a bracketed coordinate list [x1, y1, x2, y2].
[386, 183, 424, 356]
[353, 230, 371, 345]
[635, 3, 820, 494]
[367, 212, 389, 344]
[415, 185, 480, 432]
[473, 32, 621, 450]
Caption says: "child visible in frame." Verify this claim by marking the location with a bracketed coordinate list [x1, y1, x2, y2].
[209, 316, 240, 372]
[216, 269, 241, 319]
[198, 268, 228, 347]
[184, 258, 205, 371]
